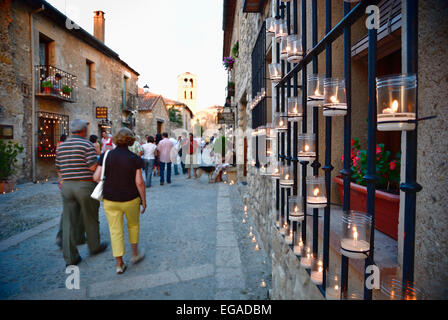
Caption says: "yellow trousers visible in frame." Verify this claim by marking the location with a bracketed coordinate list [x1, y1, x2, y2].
[104, 197, 141, 257]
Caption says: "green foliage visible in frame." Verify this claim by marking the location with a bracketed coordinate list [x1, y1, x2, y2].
[231, 41, 239, 59]
[62, 85, 72, 94]
[342, 137, 401, 193]
[41, 81, 53, 88]
[0, 140, 24, 181]
[168, 107, 183, 125]
[227, 81, 235, 89]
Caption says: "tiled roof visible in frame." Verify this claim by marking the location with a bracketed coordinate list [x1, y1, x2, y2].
[138, 92, 163, 111]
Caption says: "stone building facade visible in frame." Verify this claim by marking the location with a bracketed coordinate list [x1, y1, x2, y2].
[135, 92, 171, 138]
[163, 97, 194, 133]
[224, 0, 448, 299]
[0, 0, 139, 183]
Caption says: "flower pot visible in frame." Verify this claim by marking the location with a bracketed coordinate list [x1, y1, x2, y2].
[43, 87, 51, 94]
[0, 179, 15, 194]
[334, 176, 399, 240]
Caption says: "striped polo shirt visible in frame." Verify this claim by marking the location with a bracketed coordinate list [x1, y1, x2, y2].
[56, 136, 97, 181]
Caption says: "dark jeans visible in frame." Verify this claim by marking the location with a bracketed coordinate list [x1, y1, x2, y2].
[174, 163, 179, 175]
[160, 162, 172, 184]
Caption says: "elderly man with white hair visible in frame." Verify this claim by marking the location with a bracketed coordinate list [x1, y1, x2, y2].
[56, 119, 108, 266]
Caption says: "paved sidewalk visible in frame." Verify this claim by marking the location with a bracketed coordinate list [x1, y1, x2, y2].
[0, 172, 271, 300]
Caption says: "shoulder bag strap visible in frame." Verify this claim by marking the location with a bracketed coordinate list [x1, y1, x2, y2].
[100, 150, 110, 181]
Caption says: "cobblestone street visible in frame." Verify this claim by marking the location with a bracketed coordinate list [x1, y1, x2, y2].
[0, 173, 271, 300]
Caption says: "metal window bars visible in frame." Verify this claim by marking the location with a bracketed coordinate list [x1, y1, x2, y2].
[265, 0, 421, 300]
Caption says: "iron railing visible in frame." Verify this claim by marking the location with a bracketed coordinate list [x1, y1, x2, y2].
[253, 0, 420, 299]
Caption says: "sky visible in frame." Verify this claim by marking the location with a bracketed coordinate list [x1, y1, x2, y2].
[47, 0, 227, 111]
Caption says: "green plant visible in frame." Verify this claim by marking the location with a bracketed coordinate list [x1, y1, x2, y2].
[341, 137, 401, 193]
[42, 81, 53, 88]
[62, 85, 72, 94]
[231, 41, 239, 59]
[168, 107, 183, 125]
[227, 81, 235, 89]
[0, 140, 24, 181]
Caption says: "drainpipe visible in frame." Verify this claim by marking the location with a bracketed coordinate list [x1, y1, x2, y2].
[30, 4, 45, 182]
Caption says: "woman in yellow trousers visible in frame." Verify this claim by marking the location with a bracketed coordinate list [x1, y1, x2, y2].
[94, 128, 147, 274]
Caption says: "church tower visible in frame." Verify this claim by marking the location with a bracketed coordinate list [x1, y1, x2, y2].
[177, 72, 198, 114]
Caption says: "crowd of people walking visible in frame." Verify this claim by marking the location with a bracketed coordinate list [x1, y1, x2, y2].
[54, 119, 234, 274]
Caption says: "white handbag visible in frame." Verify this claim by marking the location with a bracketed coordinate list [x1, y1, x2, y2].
[91, 150, 110, 201]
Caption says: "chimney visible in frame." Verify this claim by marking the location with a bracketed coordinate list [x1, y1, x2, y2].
[93, 11, 105, 43]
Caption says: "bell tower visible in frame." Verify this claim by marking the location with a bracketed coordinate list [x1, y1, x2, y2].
[177, 72, 198, 114]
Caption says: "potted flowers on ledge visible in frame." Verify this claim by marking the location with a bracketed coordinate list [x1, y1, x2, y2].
[223, 56, 235, 72]
[41, 81, 53, 94]
[334, 137, 401, 240]
[0, 140, 24, 194]
[62, 85, 72, 98]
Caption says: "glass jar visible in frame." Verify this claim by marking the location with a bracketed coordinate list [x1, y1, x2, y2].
[323, 78, 347, 116]
[269, 63, 282, 83]
[298, 134, 316, 161]
[273, 112, 288, 131]
[280, 37, 289, 61]
[307, 74, 324, 107]
[287, 34, 303, 64]
[271, 162, 281, 179]
[293, 235, 304, 256]
[287, 96, 302, 121]
[280, 164, 294, 187]
[326, 273, 341, 300]
[340, 211, 371, 259]
[288, 195, 304, 222]
[311, 255, 324, 285]
[306, 176, 327, 208]
[376, 74, 417, 131]
[266, 17, 276, 35]
[300, 244, 313, 269]
[381, 275, 424, 300]
[275, 19, 288, 42]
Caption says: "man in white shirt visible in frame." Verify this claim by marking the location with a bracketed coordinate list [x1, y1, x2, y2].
[142, 136, 157, 188]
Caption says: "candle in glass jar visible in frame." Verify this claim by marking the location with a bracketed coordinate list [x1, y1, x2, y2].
[300, 252, 312, 269]
[285, 230, 293, 245]
[340, 226, 370, 259]
[326, 285, 341, 300]
[294, 241, 303, 256]
[311, 259, 323, 285]
[298, 144, 316, 161]
[378, 99, 415, 131]
[307, 187, 327, 208]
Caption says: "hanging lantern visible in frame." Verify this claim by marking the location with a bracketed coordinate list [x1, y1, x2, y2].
[266, 17, 276, 35]
[288, 195, 304, 222]
[274, 19, 288, 43]
[269, 63, 282, 82]
[298, 133, 316, 161]
[376, 74, 417, 131]
[274, 112, 288, 131]
[306, 176, 327, 208]
[311, 255, 324, 285]
[323, 78, 347, 116]
[287, 96, 302, 121]
[280, 37, 289, 61]
[300, 244, 313, 269]
[280, 164, 293, 187]
[326, 273, 341, 300]
[340, 211, 371, 259]
[307, 74, 324, 107]
[287, 34, 303, 64]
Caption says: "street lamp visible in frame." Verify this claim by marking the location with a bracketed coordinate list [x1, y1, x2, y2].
[143, 84, 149, 93]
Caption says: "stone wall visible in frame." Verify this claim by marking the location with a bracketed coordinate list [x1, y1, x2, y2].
[0, 1, 139, 182]
[414, 0, 448, 299]
[135, 98, 171, 138]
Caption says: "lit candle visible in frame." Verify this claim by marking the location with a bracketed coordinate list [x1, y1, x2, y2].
[254, 244, 260, 251]
[242, 218, 246, 224]
[326, 284, 341, 300]
[300, 250, 312, 269]
[311, 260, 323, 285]
[294, 240, 303, 256]
[340, 226, 370, 259]
[285, 230, 293, 245]
[260, 279, 267, 288]
[307, 187, 327, 208]
[252, 236, 257, 243]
